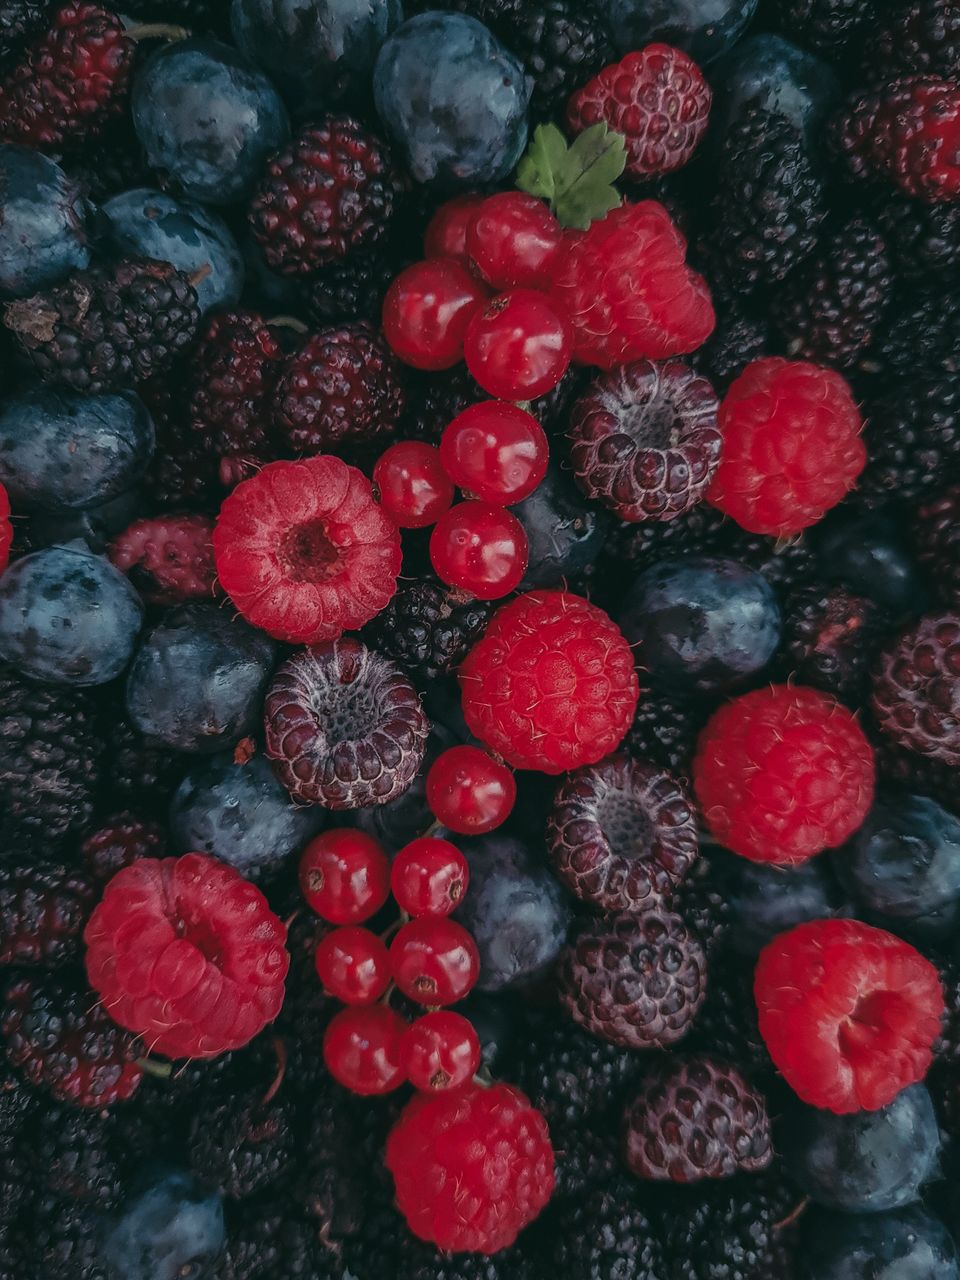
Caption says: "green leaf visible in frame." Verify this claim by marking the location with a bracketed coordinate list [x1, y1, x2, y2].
[516, 122, 627, 230]
[516, 123, 568, 203]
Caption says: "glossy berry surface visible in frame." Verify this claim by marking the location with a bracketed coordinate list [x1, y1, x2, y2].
[322, 1003, 407, 1096]
[373, 441, 454, 529]
[391, 837, 469, 918]
[466, 192, 563, 290]
[425, 746, 517, 835]
[314, 926, 391, 1005]
[429, 501, 529, 600]
[389, 916, 480, 1006]
[382, 258, 489, 371]
[440, 401, 549, 505]
[424, 194, 485, 265]
[401, 1010, 481, 1091]
[464, 289, 572, 400]
[299, 828, 391, 925]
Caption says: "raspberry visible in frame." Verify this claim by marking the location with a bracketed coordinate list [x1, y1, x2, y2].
[706, 358, 866, 538]
[0, 859, 96, 967]
[81, 812, 166, 882]
[264, 638, 429, 809]
[568, 359, 722, 523]
[693, 685, 875, 866]
[871, 611, 960, 767]
[550, 201, 715, 371]
[459, 590, 640, 774]
[567, 44, 712, 179]
[384, 1082, 555, 1254]
[108, 515, 216, 606]
[84, 853, 289, 1060]
[754, 918, 944, 1112]
[212, 456, 402, 645]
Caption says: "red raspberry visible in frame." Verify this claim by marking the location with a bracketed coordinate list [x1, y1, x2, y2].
[84, 853, 289, 1060]
[693, 685, 875, 866]
[754, 918, 945, 1112]
[0, 482, 10, 574]
[459, 590, 640, 774]
[212, 456, 402, 645]
[385, 1082, 555, 1254]
[109, 515, 216, 606]
[567, 45, 712, 179]
[550, 201, 715, 371]
[706, 358, 866, 538]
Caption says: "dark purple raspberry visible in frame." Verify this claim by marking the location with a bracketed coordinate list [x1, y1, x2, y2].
[264, 638, 429, 809]
[569, 360, 721, 523]
[81, 812, 166, 882]
[871, 612, 960, 767]
[915, 486, 960, 607]
[363, 579, 492, 685]
[0, 860, 96, 966]
[782, 584, 891, 700]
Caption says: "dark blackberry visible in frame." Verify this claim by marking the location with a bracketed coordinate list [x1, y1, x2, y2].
[0, 0, 49, 63]
[401, 365, 485, 445]
[81, 811, 166, 882]
[686, 954, 775, 1084]
[915, 485, 960, 607]
[601, 504, 732, 577]
[781, 584, 892, 700]
[863, 0, 960, 79]
[190, 1087, 293, 1200]
[661, 1174, 801, 1280]
[692, 295, 770, 392]
[98, 689, 187, 815]
[625, 693, 713, 779]
[296, 1084, 378, 1246]
[30, 1104, 126, 1209]
[307, 242, 405, 327]
[737, 531, 817, 597]
[776, 0, 871, 54]
[869, 286, 960, 381]
[215, 1205, 332, 1280]
[859, 373, 960, 507]
[873, 733, 960, 817]
[398, 1240, 542, 1280]
[64, 120, 154, 204]
[363, 580, 493, 686]
[0, 858, 96, 966]
[140, 377, 222, 513]
[874, 192, 960, 281]
[32, 1195, 106, 1280]
[0, 1062, 34, 1153]
[553, 1176, 667, 1280]
[671, 852, 734, 961]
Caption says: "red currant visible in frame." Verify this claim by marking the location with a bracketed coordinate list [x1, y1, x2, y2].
[440, 401, 549, 505]
[391, 838, 469, 918]
[464, 289, 572, 401]
[389, 917, 480, 1006]
[315, 926, 391, 1005]
[425, 194, 486, 265]
[322, 1004, 407, 1096]
[401, 1011, 481, 1092]
[299, 829, 390, 925]
[382, 259, 489, 371]
[373, 441, 454, 529]
[426, 746, 516, 835]
[467, 192, 562, 290]
[429, 501, 528, 600]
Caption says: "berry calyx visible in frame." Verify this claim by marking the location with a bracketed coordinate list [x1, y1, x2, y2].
[389, 917, 480, 1006]
[464, 290, 572, 400]
[314, 926, 390, 1005]
[440, 401, 549, 505]
[425, 194, 486, 265]
[382, 259, 489, 371]
[391, 837, 469, 918]
[373, 441, 455, 529]
[429, 501, 528, 600]
[466, 192, 563, 290]
[322, 1004, 407, 1096]
[299, 829, 391, 925]
[401, 1011, 481, 1091]
[425, 746, 517, 834]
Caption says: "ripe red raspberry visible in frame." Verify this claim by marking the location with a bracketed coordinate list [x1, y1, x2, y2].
[693, 685, 875, 866]
[84, 853, 289, 1060]
[567, 45, 712, 179]
[212, 456, 402, 645]
[385, 1082, 555, 1254]
[0, 482, 10, 574]
[706, 358, 866, 538]
[550, 201, 715, 370]
[754, 918, 945, 1112]
[109, 514, 216, 606]
[459, 590, 640, 774]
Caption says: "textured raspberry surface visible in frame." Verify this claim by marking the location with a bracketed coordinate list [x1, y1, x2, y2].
[706, 357, 866, 537]
[109, 514, 216, 606]
[754, 918, 944, 1112]
[871, 611, 960, 766]
[84, 853, 289, 1060]
[693, 684, 875, 865]
[459, 590, 639, 774]
[212, 456, 402, 645]
[385, 1082, 555, 1254]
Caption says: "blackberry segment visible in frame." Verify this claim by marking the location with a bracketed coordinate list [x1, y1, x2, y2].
[859, 373, 960, 507]
[64, 121, 155, 204]
[777, 0, 871, 54]
[119, 0, 229, 30]
[0, 858, 96, 966]
[686, 954, 776, 1085]
[672, 853, 735, 961]
[30, 1104, 126, 1209]
[661, 1173, 800, 1280]
[32, 1195, 106, 1280]
[401, 365, 485, 445]
[189, 1087, 293, 1200]
[215, 1205, 331, 1279]
[870, 286, 960, 381]
[914, 486, 960, 607]
[0, 0, 50, 63]
[692, 295, 770, 393]
[307, 242, 403, 327]
[625, 694, 712, 780]
[297, 1084, 386, 1247]
[554, 1176, 667, 1279]
[781, 584, 892, 700]
[863, 0, 960, 79]
[363, 580, 492, 686]
[873, 734, 960, 817]
[140, 379, 221, 513]
[81, 811, 166, 882]
[874, 192, 960, 281]
[98, 696, 187, 816]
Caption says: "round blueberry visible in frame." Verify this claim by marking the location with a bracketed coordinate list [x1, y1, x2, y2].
[0, 387, 154, 513]
[709, 34, 840, 149]
[102, 1168, 224, 1280]
[0, 544, 143, 686]
[799, 1205, 959, 1280]
[0, 145, 90, 298]
[617, 555, 781, 694]
[511, 462, 610, 591]
[811, 507, 928, 615]
[132, 39, 290, 206]
[725, 848, 849, 954]
[600, 0, 759, 65]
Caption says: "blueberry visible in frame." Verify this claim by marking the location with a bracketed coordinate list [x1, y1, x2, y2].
[600, 0, 759, 65]
[23, 487, 143, 555]
[454, 833, 573, 992]
[0, 144, 90, 298]
[799, 1205, 959, 1280]
[782, 1084, 941, 1213]
[616, 556, 781, 695]
[811, 507, 929, 615]
[0, 387, 154, 512]
[511, 461, 610, 591]
[709, 34, 840, 149]
[374, 13, 529, 186]
[132, 40, 289, 206]
[725, 847, 849, 954]
[169, 751, 325, 874]
[102, 1168, 224, 1280]
[0, 543, 143, 685]
[100, 189, 244, 315]
[126, 603, 276, 754]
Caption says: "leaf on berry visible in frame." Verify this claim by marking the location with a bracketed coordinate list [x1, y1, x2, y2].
[516, 123, 626, 230]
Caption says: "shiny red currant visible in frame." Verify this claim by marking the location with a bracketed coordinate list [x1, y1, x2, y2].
[389, 917, 480, 1006]
[440, 401, 549, 505]
[425, 194, 486, 265]
[382, 259, 489, 371]
[429, 501, 528, 600]
[322, 1004, 407, 1096]
[426, 745, 517, 835]
[315, 926, 391, 1005]
[299, 829, 391, 925]
[391, 837, 469, 918]
[467, 192, 562, 290]
[401, 1011, 481, 1092]
[464, 289, 572, 400]
[373, 441, 454, 528]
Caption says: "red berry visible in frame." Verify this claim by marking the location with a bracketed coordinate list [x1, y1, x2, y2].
[299, 829, 391, 925]
[401, 1010, 481, 1091]
[425, 746, 516, 835]
[466, 192, 563, 290]
[382, 259, 489, 371]
[389, 917, 480, 1006]
[373, 441, 454, 529]
[314, 926, 390, 1005]
[391, 838, 469, 918]
[440, 401, 549, 505]
[429, 501, 528, 600]
[754, 918, 944, 1113]
[0, 483, 11, 575]
[322, 1004, 407, 1096]
[108, 514, 217, 606]
[464, 290, 572, 400]
[425, 194, 486, 265]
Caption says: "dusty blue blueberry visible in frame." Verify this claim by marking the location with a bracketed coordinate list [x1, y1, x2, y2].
[0, 145, 91, 298]
[726, 849, 849, 954]
[600, 0, 758, 64]
[512, 462, 610, 591]
[798, 1205, 959, 1280]
[102, 1168, 224, 1280]
[709, 34, 840, 149]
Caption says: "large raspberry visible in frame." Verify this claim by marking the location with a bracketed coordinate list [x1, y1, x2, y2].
[693, 685, 875, 866]
[459, 590, 640, 774]
[871, 612, 960, 767]
[384, 1082, 555, 1255]
[84, 853, 289, 1060]
[706, 358, 866, 538]
[212, 456, 402, 645]
[108, 515, 216, 607]
[754, 918, 944, 1113]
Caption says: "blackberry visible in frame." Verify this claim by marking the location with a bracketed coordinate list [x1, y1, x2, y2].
[692, 295, 770, 393]
[661, 1174, 800, 1280]
[81, 811, 166, 882]
[874, 192, 960, 281]
[859, 373, 960, 507]
[776, 0, 871, 54]
[737, 531, 818, 597]
[98, 703, 186, 816]
[64, 124, 155, 204]
[32, 1195, 106, 1280]
[119, 0, 229, 31]
[870, 286, 960, 381]
[915, 486, 960, 607]
[0, 858, 96, 966]
[190, 1087, 293, 1200]
[30, 1104, 126, 1208]
[363, 580, 493, 686]
[553, 1176, 667, 1280]
[307, 242, 406, 327]
[215, 1205, 332, 1280]
[140, 378, 221, 513]
[686, 955, 775, 1085]
[873, 734, 960, 817]
[601, 504, 732, 577]
[625, 693, 712, 779]
[0, 0, 49, 63]
[863, 0, 960, 80]
[296, 1085, 380, 1246]
[671, 853, 735, 961]
[401, 365, 484, 445]
[781, 584, 892, 700]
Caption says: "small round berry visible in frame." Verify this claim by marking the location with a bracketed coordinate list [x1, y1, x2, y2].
[373, 441, 455, 529]
[466, 193, 563, 290]
[425, 746, 517, 835]
[299, 829, 391, 924]
[401, 1011, 481, 1091]
[440, 402, 549, 505]
[383, 260, 489, 371]
[425, 195, 486, 265]
[429, 501, 528, 600]
[391, 838, 469, 918]
[390, 917, 480, 1006]
[464, 290, 572, 401]
[314, 927, 391, 1005]
[322, 1004, 407, 1096]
